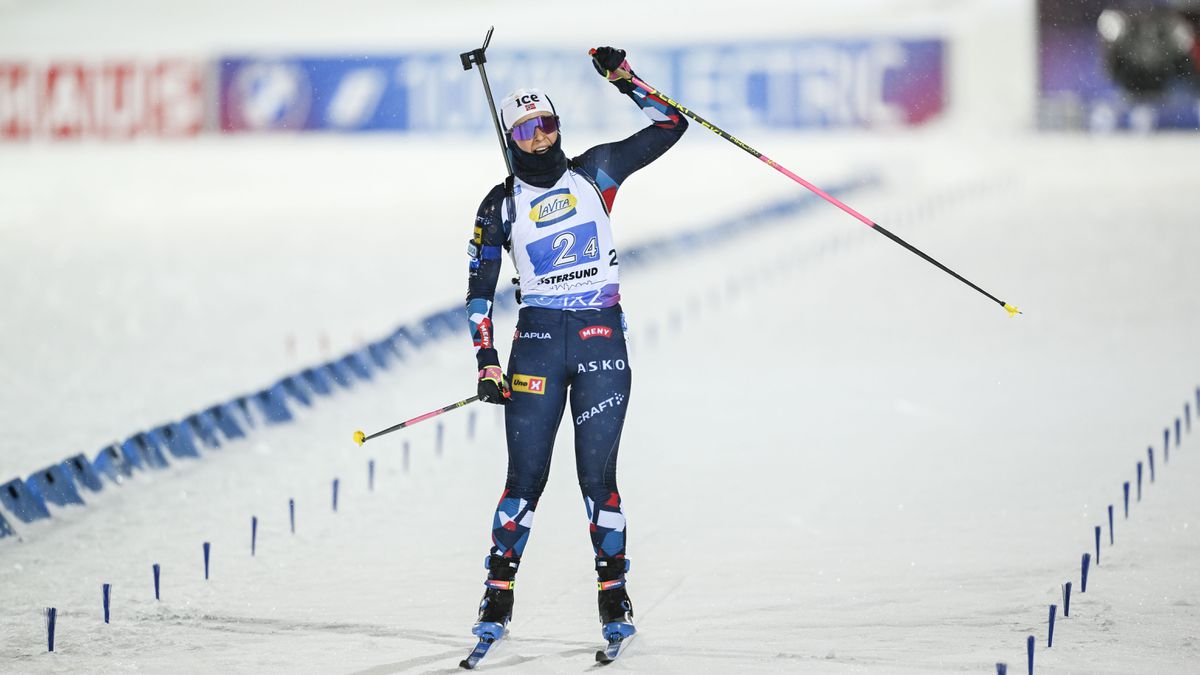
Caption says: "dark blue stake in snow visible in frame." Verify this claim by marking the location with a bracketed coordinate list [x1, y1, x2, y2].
[251, 516, 258, 556]
[1026, 634, 1034, 674]
[289, 498, 295, 534]
[1136, 462, 1143, 502]
[1094, 526, 1101, 566]
[996, 663, 1006, 675]
[1047, 604, 1056, 648]
[332, 478, 340, 512]
[1108, 505, 1115, 545]
[1164, 428, 1170, 463]
[1175, 417, 1181, 447]
[1081, 553, 1091, 593]
[203, 542, 211, 580]
[153, 563, 161, 600]
[368, 459, 375, 492]
[103, 583, 111, 624]
[1062, 581, 1071, 617]
[1123, 482, 1130, 519]
[1148, 447, 1155, 483]
[45, 607, 56, 652]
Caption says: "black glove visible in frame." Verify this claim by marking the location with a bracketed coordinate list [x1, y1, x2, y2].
[590, 46, 636, 94]
[477, 364, 511, 405]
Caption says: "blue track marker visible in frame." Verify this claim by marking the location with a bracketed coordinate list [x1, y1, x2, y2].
[996, 663, 1007, 675]
[368, 459, 375, 492]
[1187, 399, 1193, 431]
[1176, 417, 1181, 447]
[289, 499, 295, 534]
[1136, 462, 1143, 502]
[1094, 526, 1101, 566]
[1082, 553, 1091, 593]
[203, 542, 211, 580]
[1108, 505, 1114, 545]
[45, 607, 56, 652]
[1123, 482, 1130, 519]
[1062, 581, 1071, 617]
[1048, 604, 1056, 648]
[1165, 428, 1170, 463]
[103, 583, 111, 624]
[1026, 635, 1034, 674]
[332, 479, 340, 512]
[153, 564, 161, 600]
[251, 516, 258, 556]
[1148, 447, 1155, 482]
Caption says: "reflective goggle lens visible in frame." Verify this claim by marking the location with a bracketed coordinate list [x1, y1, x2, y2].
[510, 115, 559, 141]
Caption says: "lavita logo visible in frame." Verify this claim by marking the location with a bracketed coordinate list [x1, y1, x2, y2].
[529, 188, 578, 227]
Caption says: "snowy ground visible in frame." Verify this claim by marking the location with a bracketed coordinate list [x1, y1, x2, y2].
[2, 132, 1200, 674]
[3, 0, 1200, 672]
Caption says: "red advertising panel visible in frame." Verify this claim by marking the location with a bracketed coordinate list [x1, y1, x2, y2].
[0, 59, 205, 140]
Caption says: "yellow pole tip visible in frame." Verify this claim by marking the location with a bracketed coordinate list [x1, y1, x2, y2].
[353, 430, 366, 446]
[1003, 303, 1021, 317]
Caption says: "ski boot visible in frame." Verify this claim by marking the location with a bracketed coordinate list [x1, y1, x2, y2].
[472, 554, 519, 640]
[596, 557, 636, 643]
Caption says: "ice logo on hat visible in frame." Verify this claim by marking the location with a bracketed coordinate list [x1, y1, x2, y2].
[500, 88, 557, 130]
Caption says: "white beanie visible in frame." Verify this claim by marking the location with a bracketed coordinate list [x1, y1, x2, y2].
[499, 88, 557, 131]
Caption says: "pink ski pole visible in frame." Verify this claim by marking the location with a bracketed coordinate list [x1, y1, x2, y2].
[354, 395, 479, 446]
[593, 50, 1021, 317]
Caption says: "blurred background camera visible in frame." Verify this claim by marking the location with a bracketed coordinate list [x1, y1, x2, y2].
[1098, 4, 1198, 97]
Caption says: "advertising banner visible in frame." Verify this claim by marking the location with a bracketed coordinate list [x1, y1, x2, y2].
[1039, 0, 1200, 131]
[0, 59, 205, 140]
[218, 39, 944, 134]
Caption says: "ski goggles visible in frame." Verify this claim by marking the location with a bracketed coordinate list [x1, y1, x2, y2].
[510, 115, 560, 141]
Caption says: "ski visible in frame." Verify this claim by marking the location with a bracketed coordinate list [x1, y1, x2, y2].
[459, 635, 501, 670]
[594, 626, 636, 665]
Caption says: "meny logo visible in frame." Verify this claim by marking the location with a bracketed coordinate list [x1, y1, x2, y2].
[578, 326, 613, 340]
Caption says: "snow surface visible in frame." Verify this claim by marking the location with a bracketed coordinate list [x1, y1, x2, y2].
[3, 1, 1200, 673]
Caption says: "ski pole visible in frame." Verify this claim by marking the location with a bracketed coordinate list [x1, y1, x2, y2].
[592, 51, 1021, 318]
[353, 395, 480, 446]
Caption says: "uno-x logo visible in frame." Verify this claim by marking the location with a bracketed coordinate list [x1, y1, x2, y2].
[578, 326, 613, 340]
[511, 374, 546, 395]
[575, 393, 626, 426]
[576, 359, 627, 373]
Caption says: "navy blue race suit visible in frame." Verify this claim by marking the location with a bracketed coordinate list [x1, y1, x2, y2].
[465, 79, 687, 563]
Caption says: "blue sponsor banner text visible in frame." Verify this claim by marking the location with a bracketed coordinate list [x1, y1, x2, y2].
[218, 39, 944, 134]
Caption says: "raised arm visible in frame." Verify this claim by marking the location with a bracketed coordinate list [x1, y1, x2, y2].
[572, 47, 689, 211]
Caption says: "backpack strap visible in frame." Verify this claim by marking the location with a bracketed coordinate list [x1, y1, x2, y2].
[568, 159, 610, 216]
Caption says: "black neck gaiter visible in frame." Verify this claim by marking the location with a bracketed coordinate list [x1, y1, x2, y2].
[509, 135, 568, 188]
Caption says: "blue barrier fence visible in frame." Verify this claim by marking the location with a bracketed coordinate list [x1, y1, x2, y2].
[0, 175, 875, 540]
